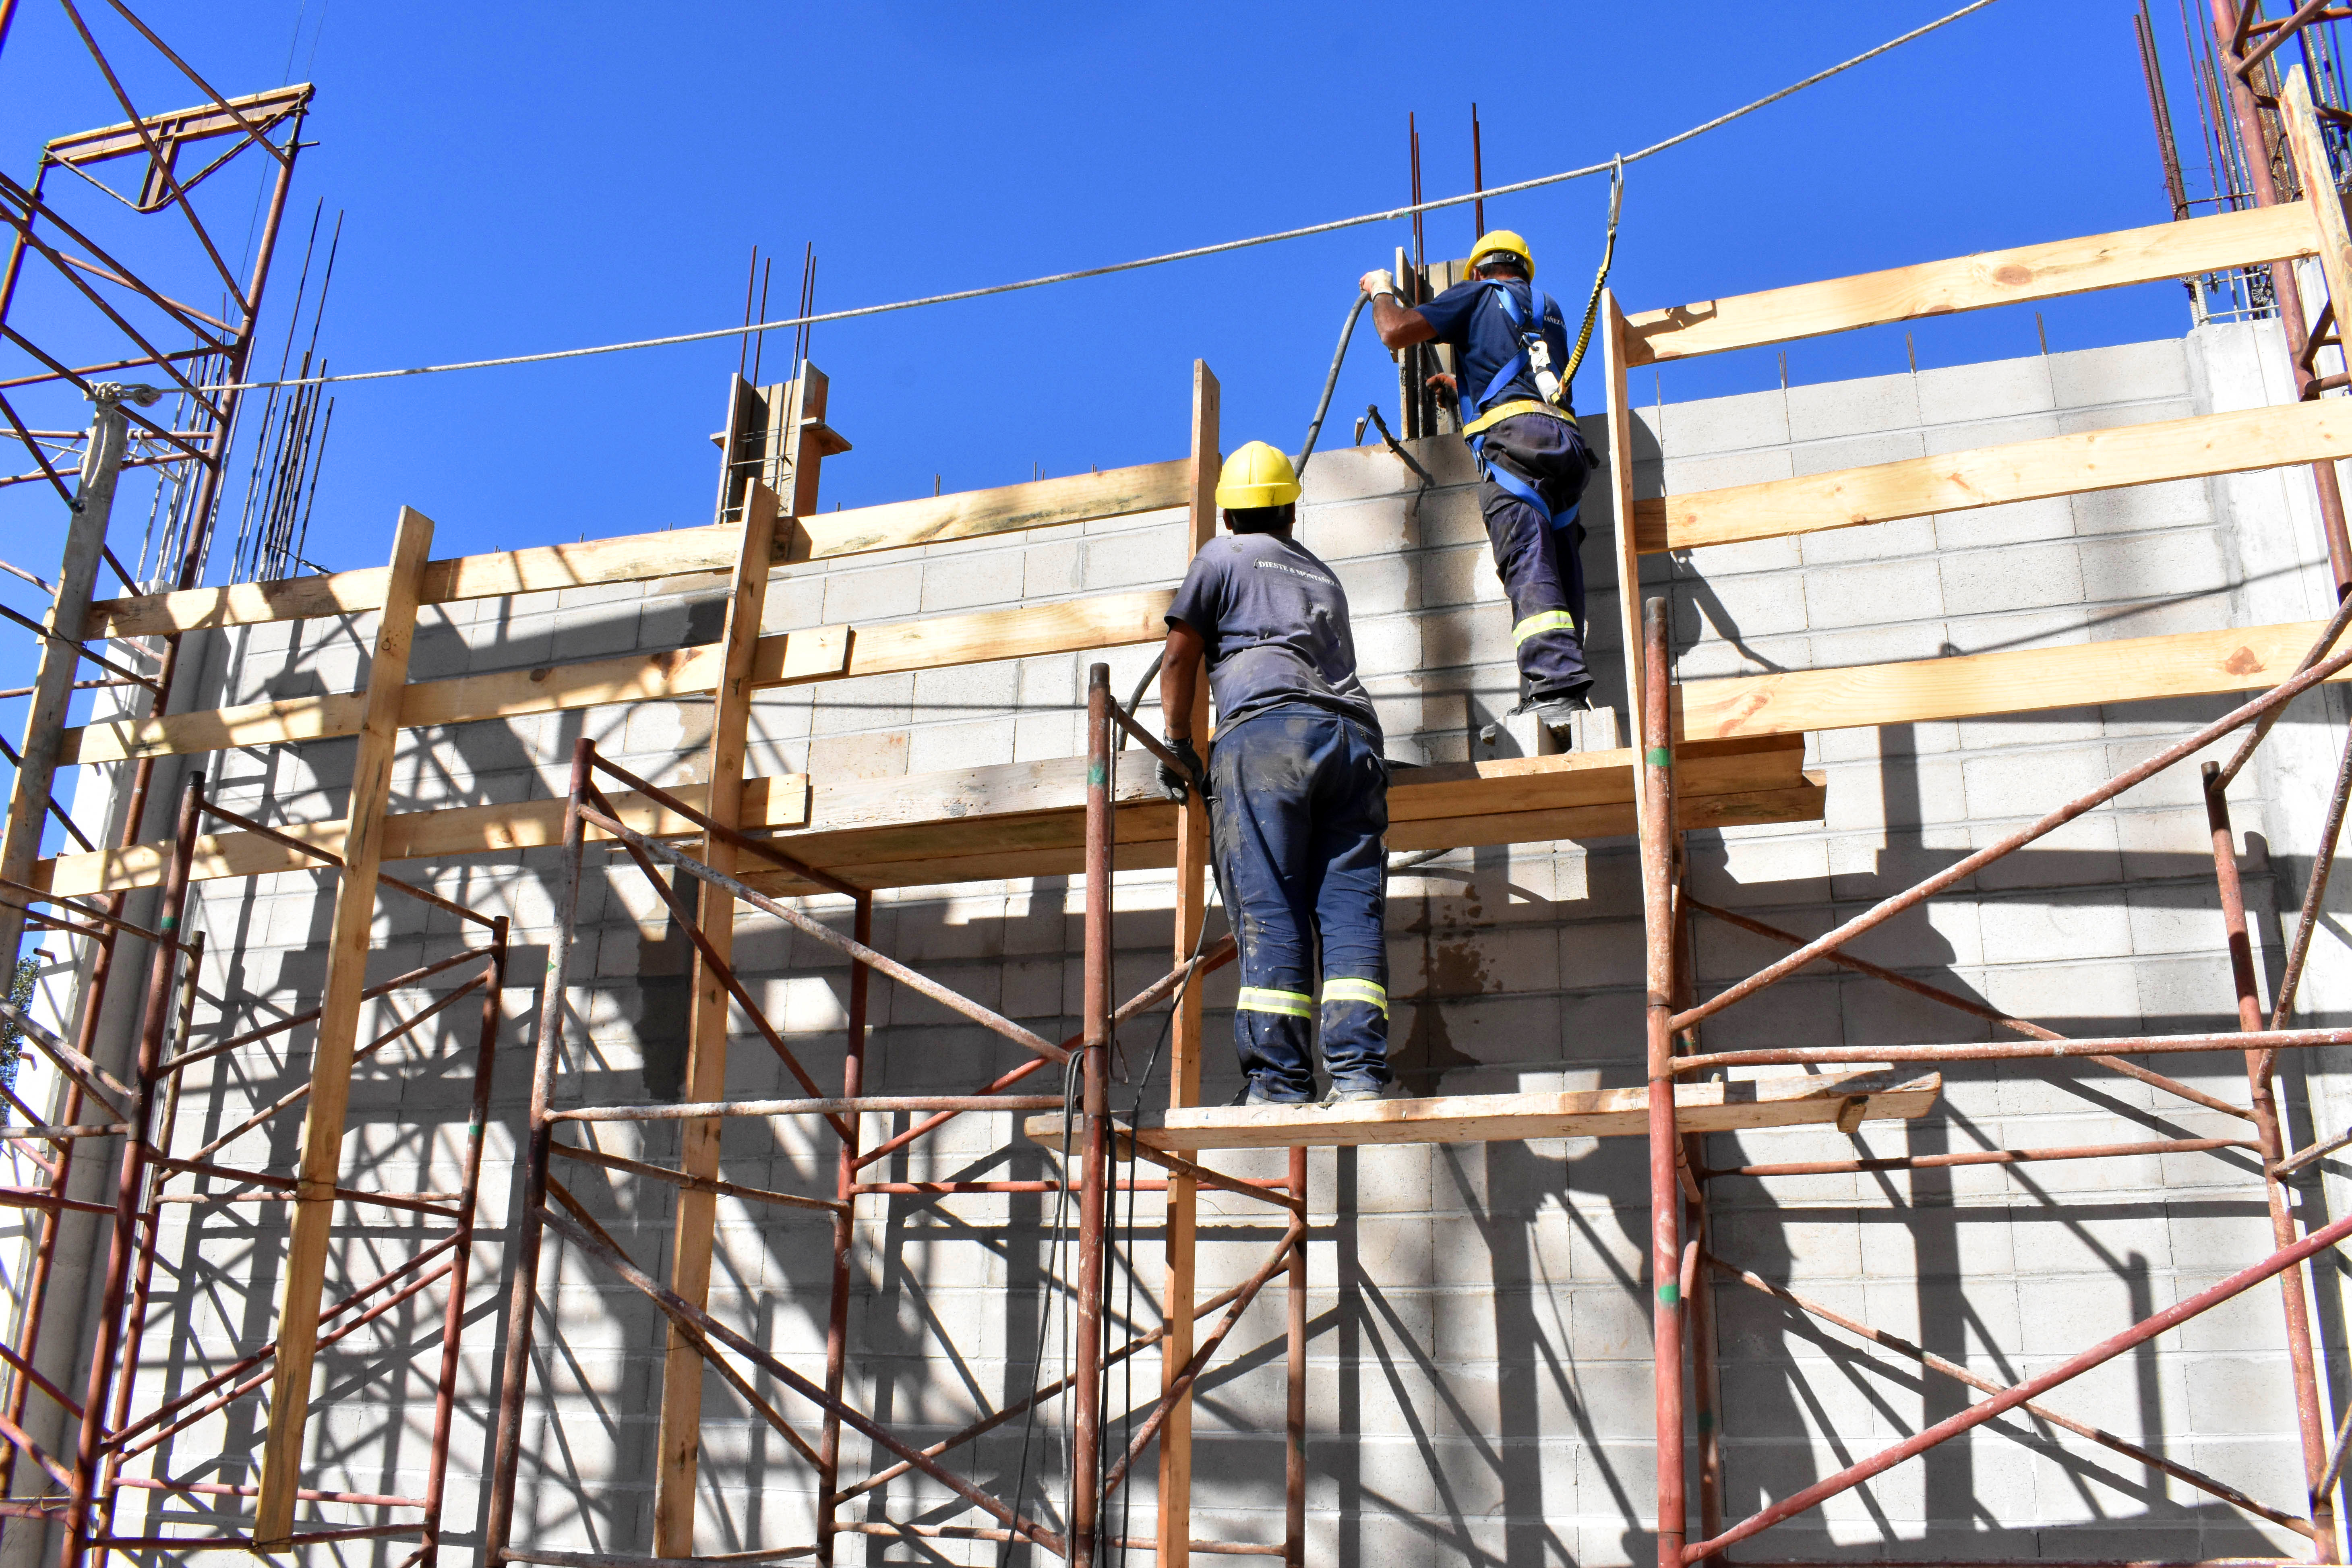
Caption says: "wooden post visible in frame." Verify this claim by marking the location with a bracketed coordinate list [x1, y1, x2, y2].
[1601, 291, 1648, 830]
[254, 507, 435, 1544]
[0, 391, 132, 974]
[650, 478, 782, 1556]
[1158, 360, 1218, 1568]
[2283, 74, 2352, 357]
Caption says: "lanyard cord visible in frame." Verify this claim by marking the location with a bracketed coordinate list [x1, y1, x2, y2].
[1562, 154, 1626, 389]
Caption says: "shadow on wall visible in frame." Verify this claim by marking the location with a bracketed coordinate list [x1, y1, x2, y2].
[155, 585, 2344, 1564]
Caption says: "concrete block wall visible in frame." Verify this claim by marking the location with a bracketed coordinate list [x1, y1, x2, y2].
[31, 319, 2352, 1567]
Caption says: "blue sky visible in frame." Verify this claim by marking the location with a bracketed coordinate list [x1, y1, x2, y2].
[0, 1, 2234, 771]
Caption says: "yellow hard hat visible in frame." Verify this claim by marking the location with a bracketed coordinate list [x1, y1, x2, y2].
[1469, 229, 1534, 275]
[1215, 441, 1301, 508]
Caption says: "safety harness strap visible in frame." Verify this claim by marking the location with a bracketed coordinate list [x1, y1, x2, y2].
[1475, 279, 1548, 413]
[1470, 429, 1579, 533]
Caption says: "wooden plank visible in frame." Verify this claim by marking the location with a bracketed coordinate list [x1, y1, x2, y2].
[35, 774, 810, 899]
[653, 480, 781, 1556]
[61, 592, 1168, 766]
[1622, 203, 2321, 366]
[254, 507, 434, 1545]
[791, 458, 1188, 561]
[88, 461, 1189, 641]
[30, 739, 1804, 902]
[2284, 73, 2352, 355]
[1160, 360, 1218, 1568]
[1026, 1071, 1941, 1152]
[1678, 617, 2352, 741]
[1601, 291, 1650, 837]
[1628, 401, 2352, 556]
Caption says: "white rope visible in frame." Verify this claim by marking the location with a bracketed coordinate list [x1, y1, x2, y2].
[213, 0, 2001, 396]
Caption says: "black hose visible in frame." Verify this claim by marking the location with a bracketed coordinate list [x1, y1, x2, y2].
[1295, 292, 1369, 477]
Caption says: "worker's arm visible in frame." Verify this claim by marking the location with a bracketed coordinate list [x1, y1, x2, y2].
[1361, 268, 1436, 350]
[1156, 619, 1209, 803]
[1160, 619, 1205, 740]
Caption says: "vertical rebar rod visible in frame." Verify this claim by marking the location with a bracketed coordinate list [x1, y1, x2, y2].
[59, 770, 198, 1568]
[1072, 664, 1114, 1568]
[1286, 1143, 1307, 1568]
[485, 740, 594, 1558]
[419, 916, 507, 1568]
[1642, 598, 1685, 1568]
[816, 895, 871, 1567]
[2206, 760, 2342, 1562]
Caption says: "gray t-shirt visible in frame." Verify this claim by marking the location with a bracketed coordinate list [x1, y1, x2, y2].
[1166, 532, 1382, 742]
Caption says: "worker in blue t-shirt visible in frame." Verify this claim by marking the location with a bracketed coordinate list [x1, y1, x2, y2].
[1362, 229, 1597, 731]
[1153, 440, 1394, 1107]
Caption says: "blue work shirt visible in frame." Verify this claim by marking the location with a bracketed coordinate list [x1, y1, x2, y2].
[1167, 532, 1382, 745]
[1413, 277, 1574, 420]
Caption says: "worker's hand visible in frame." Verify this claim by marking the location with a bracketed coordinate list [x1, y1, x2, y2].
[1360, 268, 1398, 300]
[1156, 737, 1206, 804]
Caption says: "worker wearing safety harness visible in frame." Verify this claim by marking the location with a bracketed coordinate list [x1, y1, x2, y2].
[1363, 229, 1597, 728]
[1154, 441, 1394, 1107]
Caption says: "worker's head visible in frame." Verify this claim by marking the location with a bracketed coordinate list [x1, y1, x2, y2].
[1469, 228, 1534, 280]
[1215, 441, 1301, 534]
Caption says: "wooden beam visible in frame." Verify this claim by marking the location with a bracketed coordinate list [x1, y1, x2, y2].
[59, 592, 1172, 766]
[33, 738, 1810, 903]
[1677, 617, 2352, 741]
[1629, 400, 2352, 556]
[1159, 359, 1217, 1568]
[1601, 291, 1650, 836]
[36, 774, 810, 899]
[1026, 1071, 1942, 1151]
[86, 461, 1189, 641]
[653, 479, 781, 1556]
[1622, 203, 2321, 366]
[790, 458, 1187, 561]
[254, 507, 434, 1545]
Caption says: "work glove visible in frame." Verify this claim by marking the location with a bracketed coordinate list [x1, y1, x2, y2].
[1359, 268, 1399, 299]
[1156, 737, 1206, 804]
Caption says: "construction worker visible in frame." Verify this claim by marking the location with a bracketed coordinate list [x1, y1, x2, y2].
[1362, 230, 1597, 729]
[1154, 441, 1394, 1107]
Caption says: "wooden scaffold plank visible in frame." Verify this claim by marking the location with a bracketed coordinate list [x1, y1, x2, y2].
[254, 506, 435, 1545]
[1026, 1070, 1943, 1152]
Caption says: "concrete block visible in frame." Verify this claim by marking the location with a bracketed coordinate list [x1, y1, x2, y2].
[821, 560, 924, 624]
[1660, 387, 1790, 453]
[1941, 539, 2085, 616]
[1917, 354, 2056, 424]
[1804, 557, 1944, 631]
[920, 546, 1024, 612]
[1933, 495, 2074, 552]
[2078, 530, 2231, 604]
[2050, 339, 2190, 407]
[1791, 428, 1929, 477]
[1787, 371, 1922, 443]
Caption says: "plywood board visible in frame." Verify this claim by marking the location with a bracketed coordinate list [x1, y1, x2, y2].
[1025, 1071, 1941, 1151]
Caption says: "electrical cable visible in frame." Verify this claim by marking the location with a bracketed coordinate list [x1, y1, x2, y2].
[207, 0, 2000, 396]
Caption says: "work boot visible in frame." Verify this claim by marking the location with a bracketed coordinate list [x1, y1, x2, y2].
[1519, 681, 1593, 736]
[1322, 1080, 1398, 1106]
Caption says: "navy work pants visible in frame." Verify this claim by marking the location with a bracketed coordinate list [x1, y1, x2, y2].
[1207, 707, 1391, 1102]
[1476, 412, 1595, 704]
